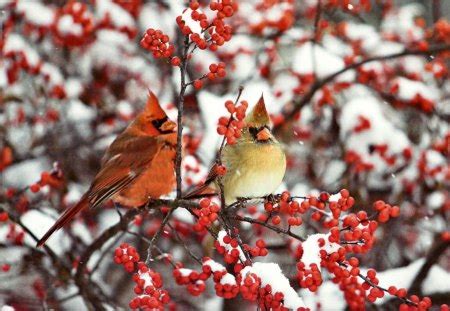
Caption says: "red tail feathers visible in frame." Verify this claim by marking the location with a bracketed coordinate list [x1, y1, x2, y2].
[36, 195, 89, 247]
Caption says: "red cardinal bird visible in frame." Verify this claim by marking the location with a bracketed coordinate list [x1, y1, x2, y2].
[37, 92, 177, 247]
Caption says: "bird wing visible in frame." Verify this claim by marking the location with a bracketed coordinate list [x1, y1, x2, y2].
[88, 134, 163, 208]
[183, 162, 219, 199]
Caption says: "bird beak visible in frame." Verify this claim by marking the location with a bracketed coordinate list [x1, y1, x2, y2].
[160, 120, 176, 132]
[256, 127, 271, 141]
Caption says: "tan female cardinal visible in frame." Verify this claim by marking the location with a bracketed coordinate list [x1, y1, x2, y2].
[185, 95, 286, 205]
[37, 92, 177, 247]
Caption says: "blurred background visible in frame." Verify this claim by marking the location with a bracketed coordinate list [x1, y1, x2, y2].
[1, 0, 449, 310]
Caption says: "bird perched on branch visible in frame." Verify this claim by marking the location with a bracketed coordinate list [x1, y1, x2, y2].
[37, 92, 177, 247]
[185, 95, 286, 205]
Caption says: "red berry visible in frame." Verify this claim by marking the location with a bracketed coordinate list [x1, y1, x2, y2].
[30, 184, 40, 193]
[272, 216, 281, 225]
[193, 79, 203, 89]
[171, 57, 181, 66]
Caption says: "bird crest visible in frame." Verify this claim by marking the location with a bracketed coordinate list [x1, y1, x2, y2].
[245, 94, 270, 127]
[144, 91, 168, 119]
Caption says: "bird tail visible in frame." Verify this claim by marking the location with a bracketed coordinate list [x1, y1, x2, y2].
[36, 195, 89, 247]
[183, 184, 216, 200]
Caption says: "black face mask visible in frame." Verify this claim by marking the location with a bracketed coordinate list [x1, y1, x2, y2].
[249, 125, 271, 142]
[151, 116, 173, 134]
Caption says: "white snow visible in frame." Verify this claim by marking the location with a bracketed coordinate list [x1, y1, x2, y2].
[65, 183, 86, 205]
[57, 15, 83, 36]
[240, 262, 306, 309]
[96, 0, 135, 29]
[426, 192, 445, 210]
[220, 273, 237, 285]
[339, 92, 411, 173]
[372, 41, 404, 57]
[424, 150, 446, 169]
[20, 209, 67, 255]
[65, 78, 83, 98]
[203, 258, 227, 272]
[173, 207, 195, 224]
[394, 77, 438, 102]
[0, 67, 7, 88]
[3, 157, 50, 188]
[344, 22, 381, 52]
[139, 2, 179, 39]
[181, 8, 203, 37]
[292, 42, 355, 81]
[4, 34, 41, 68]
[40, 63, 64, 86]
[381, 4, 425, 43]
[321, 34, 353, 57]
[16, 0, 55, 27]
[301, 281, 346, 311]
[301, 233, 340, 271]
[66, 100, 97, 122]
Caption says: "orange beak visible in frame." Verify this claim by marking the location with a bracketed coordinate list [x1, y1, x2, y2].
[160, 120, 176, 132]
[256, 127, 271, 141]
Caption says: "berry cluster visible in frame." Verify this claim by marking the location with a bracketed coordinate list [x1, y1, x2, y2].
[390, 83, 435, 113]
[429, 19, 450, 44]
[216, 99, 248, 144]
[140, 29, 174, 59]
[424, 59, 448, 79]
[193, 198, 219, 231]
[129, 262, 171, 310]
[53, 1, 94, 47]
[373, 200, 400, 223]
[261, 190, 355, 229]
[214, 232, 245, 265]
[29, 165, 64, 193]
[296, 262, 322, 292]
[203, 259, 239, 298]
[5, 224, 25, 245]
[243, 239, 268, 258]
[247, 0, 295, 34]
[173, 268, 207, 296]
[114, 243, 140, 273]
[214, 273, 239, 299]
[113, 0, 142, 18]
[345, 150, 375, 173]
[3, 47, 41, 85]
[177, 0, 236, 52]
[239, 272, 261, 301]
[202, 259, 239, 298]
[191, 62, 227, 89]
[238, 273, 292, 310]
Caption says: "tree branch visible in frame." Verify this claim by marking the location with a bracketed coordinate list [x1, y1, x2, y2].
[275, 43, 450, 131]
[409, 235, 450, 295]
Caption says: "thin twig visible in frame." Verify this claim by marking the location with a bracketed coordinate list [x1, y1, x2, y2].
[167, 222, 202, 265]
[234, 215, 306, 242]
[145, 208, 175, 265]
